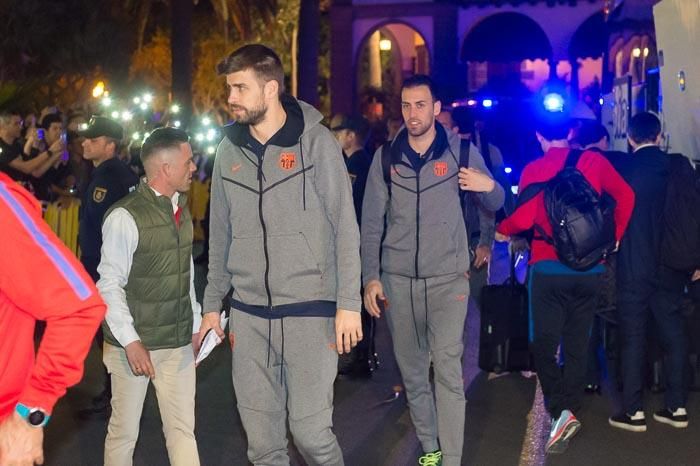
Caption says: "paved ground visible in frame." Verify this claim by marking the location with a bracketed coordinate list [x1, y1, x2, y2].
[42, 245, 700, 465]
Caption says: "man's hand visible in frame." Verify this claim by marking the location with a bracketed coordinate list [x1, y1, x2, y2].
[473, 245, 491, 269]
[511, 237, 530, 253]
[198, 312, 224, 348]
[124, 341, 155, 378]
[692, 270, 700, 282]
[335, 309, 362, 355]
[364, 280, 388, 318]
[0, 412, 44, 466]
[47, 139, 63, 156]
[495, 232, 510, 242]
[458, 168, 496, 193]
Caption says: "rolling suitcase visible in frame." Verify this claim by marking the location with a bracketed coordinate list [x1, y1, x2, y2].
[478, 253, 533, 373]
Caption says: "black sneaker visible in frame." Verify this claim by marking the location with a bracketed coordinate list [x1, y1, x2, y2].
[609, 411, 647, 432]
[653, 408, 688, 428]
[77, 389, 111, 420]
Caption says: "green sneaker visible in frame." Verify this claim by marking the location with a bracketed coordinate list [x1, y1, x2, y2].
[418, 450, 442, 466]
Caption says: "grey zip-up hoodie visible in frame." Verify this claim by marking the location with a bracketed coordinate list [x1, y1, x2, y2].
[361, 123, 504, 284]
[202, 95, 361, 318]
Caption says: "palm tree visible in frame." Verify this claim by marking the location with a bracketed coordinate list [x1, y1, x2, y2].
[210, 0, 278, 45]
[297, 0, 320, 106]
[130, 0, 278, 121]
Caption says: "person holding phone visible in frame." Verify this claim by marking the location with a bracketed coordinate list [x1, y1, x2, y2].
[28, 113, 70, 201]
[0, 110, 62, 189]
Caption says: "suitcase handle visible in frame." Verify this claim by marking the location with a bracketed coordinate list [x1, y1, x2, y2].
[502, 248, 526, 287]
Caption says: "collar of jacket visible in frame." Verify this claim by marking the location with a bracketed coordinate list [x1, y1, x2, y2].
[222, 94, 305, 148]
[389, 121, 450, 168]
[137, 179, 188, 210]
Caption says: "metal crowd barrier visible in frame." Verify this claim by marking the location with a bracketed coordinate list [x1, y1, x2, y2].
[42, 179, 211, 256]
[43, 198, 80, 256]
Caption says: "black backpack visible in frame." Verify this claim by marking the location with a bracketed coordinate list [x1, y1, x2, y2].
[515, 149, 616, 271]
[660, 155, 700, 272]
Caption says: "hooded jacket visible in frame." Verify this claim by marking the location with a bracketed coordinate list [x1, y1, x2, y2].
[202, 95, 361, 318]
[361, 123, 505, 283]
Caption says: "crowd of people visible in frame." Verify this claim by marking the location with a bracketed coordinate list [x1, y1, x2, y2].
[1, 42, 699, 466]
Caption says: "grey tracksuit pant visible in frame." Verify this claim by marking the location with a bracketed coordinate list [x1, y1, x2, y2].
[229, 309, 343, 466]
[382, 272, 469, 466]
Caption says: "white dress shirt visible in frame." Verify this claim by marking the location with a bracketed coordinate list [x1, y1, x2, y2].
[97, 188, 202, 348]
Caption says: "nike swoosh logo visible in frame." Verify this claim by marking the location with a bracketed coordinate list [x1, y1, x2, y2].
[231, 164, 242, 173]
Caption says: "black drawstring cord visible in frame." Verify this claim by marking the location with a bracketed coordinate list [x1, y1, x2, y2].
[410, 279, 422, 349]
[280, 316, 286, 385]
[299, 140, 307, 210]
[423, 279, 429, 343]
[266, 319, 272, 368]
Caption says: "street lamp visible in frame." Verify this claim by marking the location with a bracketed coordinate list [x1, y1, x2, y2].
[92, 81, 105, 98]
[379, 39, 392, 51]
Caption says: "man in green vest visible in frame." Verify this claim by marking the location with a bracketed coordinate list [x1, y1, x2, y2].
[97, 127, 201, 466]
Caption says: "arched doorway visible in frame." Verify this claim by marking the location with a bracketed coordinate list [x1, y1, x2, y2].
[355, 22, 430, 122]
[461, 12, 552, 95]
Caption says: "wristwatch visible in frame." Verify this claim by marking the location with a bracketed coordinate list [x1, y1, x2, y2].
[15, 403, 50, 427]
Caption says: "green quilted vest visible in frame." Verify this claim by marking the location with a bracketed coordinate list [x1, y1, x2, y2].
[103, 180, 194, 350]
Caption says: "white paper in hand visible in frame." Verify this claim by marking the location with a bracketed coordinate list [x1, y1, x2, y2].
[195, 313, 229, 366]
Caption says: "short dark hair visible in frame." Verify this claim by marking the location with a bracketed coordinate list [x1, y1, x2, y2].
[451, 106, 475, 135]
[216, 44, 285, 95]
[574, 121, 610, 148]
[401, 74, 438, 101]
[0, 109, 21, 126]
[40, 112, 63, 129]
[140, 127, 190, 166]
[535, 110, 572, 141]
[628, 112, 661, 144]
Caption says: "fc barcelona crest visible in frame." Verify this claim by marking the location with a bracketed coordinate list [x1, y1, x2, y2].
[279, 152, 297, 171]
[433, 161, 448, 177]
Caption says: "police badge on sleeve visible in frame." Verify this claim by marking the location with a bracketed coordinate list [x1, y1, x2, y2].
[93, 187, 107, 203]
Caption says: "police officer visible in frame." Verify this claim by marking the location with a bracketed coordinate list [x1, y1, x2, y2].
[78, 117, 138, 279]
[77, 116, 138, 418]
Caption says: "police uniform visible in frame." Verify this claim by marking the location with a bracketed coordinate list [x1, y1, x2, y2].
[78, 118, 138, 281]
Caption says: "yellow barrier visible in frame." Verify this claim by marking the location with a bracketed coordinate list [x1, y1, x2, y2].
[188, 179, 210, 241]
[43, 180, 211, 254]
[43, 198, 81, 257]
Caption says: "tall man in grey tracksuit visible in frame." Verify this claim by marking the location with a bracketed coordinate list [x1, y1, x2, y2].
[362, 75, 504, 466]
[199, 45, 362, 466]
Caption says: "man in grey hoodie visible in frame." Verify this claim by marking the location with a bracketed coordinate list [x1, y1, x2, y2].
[199, 45, 362, 466]
[362, 75, 504, 466]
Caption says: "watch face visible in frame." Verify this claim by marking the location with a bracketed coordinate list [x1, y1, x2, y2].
[27, 409, 46, 426]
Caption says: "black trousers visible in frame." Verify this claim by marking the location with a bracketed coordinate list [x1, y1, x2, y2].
[617, 266, 689, 413]
[529, 262, 602, 419]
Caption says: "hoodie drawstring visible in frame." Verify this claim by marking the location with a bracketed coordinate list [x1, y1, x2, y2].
[265, 317, 286, 386]
[423, 279, 429, 345]
[280, 316, 286, 384]
[409, 279, 422, 349]
[409, 278, 430, 350]
[266, 319, 272, 368]
[299, 140, 307, 210]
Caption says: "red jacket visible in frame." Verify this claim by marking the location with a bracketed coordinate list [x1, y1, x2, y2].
[0, 172, 105, 420]
[497, 147, 635, 265]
